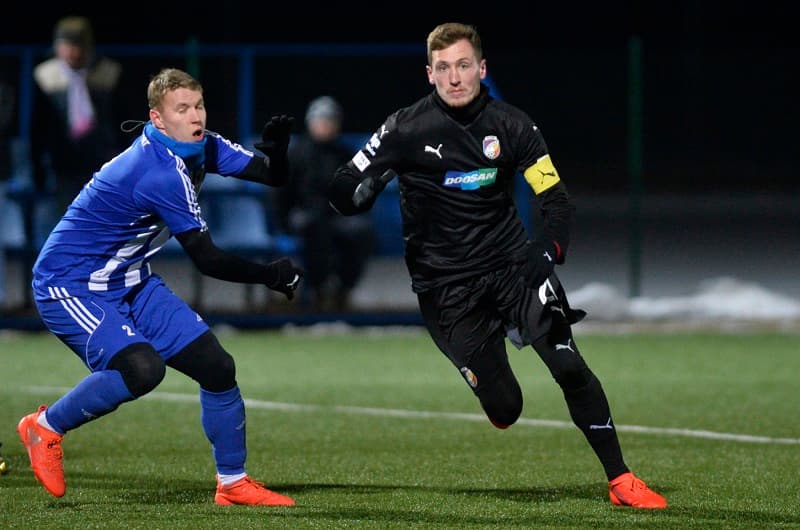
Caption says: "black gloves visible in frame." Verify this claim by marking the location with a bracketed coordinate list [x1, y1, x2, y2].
[352, 169, 398, 208]
[264, 257, 303, 300]
[522, 241, 557, 288]
[254, 115, 294, 173]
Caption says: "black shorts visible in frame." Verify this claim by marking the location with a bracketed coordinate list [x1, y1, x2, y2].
[417, 263, 585, 391]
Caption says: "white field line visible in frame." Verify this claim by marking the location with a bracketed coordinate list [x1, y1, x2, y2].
[25, 385, 800, 445]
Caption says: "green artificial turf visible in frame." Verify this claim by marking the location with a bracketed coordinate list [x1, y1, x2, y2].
[1, 328, 798, 529]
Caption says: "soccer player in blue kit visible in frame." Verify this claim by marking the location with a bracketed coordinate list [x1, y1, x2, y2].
[18, 68, 302, 506]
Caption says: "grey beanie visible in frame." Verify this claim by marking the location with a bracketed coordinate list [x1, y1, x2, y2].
[54, 16, 94, 49]
[305, 96, 343, 124]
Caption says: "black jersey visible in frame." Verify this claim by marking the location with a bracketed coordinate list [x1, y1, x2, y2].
[329, 84, 573, 293]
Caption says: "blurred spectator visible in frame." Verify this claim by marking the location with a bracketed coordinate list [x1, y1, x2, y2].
[0, 76, 15, 310]
[30, 15, 123, 222]
[273, 96, 375, 311]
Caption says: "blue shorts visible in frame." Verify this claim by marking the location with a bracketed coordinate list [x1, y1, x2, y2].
[34, 274, 209, 371]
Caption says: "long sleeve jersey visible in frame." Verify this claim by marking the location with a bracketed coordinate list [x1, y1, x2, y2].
[328, 84, 574, 293]
[32, 125, 255, 297]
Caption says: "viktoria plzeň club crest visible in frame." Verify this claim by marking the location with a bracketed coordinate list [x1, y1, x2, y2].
[482, 135, 500, 160]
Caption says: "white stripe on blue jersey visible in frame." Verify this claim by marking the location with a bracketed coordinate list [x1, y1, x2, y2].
[33, 127, 253, 297]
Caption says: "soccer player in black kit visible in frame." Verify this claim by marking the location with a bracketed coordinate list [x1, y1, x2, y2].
[327, 22, 667, 509]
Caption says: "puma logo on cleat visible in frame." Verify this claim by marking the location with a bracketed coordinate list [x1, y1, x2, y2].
[589, 417, 614, 430]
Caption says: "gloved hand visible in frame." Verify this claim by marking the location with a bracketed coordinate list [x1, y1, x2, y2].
[522, 241, 556, 288]
[352, 169, 398, 207]
[264, 257, 304, 300]
[254, 115, 294, 168]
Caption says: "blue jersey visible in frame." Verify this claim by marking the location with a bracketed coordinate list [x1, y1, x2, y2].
[32, 126, 253, 297]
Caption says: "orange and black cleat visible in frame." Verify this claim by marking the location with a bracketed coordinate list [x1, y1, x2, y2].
[609, 471, 667, 509]
[17, 405, 65, 497]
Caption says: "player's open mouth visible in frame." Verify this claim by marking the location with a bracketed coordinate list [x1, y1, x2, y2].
[192, 129, 203, 139]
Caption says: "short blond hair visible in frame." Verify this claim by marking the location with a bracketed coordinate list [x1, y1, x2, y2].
[147, 68, 203, 110]
[426, 23, 482, 65]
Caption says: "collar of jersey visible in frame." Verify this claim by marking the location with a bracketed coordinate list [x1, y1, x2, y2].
[145, 122, 206, 169]
[432, 83, 491, 125]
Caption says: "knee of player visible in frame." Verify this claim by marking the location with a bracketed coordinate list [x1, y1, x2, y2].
[108, 342, 166, 398]
[476, 378, 523, 429]
[489, 415, 517, 430]
[486, 399, 523, 429]
[201, 351, 237, 390]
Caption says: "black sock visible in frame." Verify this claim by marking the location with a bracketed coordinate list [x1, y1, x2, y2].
[562, 373, 629, 481]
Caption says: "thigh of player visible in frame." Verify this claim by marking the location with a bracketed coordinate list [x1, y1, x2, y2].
[35, 275, 209, 371]
[126, 274, 210, 362]
[417, 278, 510, 391]
[35, 289, 151, 372]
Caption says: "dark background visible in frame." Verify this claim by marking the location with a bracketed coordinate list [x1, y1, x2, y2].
[1, 2, 798, 319]
[4, 2, 798, 195]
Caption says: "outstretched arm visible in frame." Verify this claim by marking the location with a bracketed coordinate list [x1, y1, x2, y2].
[176, 228, 302, 300]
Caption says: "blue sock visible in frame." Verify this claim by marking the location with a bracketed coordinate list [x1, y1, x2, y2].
[200, 386, 247, 475]
[46, 370, 135, 434]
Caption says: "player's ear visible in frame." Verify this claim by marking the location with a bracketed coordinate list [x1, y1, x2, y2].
[426, 65, 435, 85]
[149, 109, 165, 130]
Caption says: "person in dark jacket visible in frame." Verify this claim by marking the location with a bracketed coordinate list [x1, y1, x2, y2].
[30, 16, 124, 224]
[274, 96, 374, 311]
[327, 22, 667, 509]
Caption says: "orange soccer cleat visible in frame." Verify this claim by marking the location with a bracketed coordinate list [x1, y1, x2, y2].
[609, 471, 667, 509]
[215, 476, 295, 506]
[17, 405, 66, 497]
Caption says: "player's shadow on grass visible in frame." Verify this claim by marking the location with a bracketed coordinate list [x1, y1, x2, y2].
[8, 473, 800, 528]
[295, 481, 601, 504]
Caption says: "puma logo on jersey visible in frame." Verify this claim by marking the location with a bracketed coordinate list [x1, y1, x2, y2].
[425, 144, 443, 159]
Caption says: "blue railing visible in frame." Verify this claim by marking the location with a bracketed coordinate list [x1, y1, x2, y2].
[1, 41, 531, 315]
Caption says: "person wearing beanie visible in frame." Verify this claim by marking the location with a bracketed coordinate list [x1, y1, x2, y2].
[271, 95, 375, 311]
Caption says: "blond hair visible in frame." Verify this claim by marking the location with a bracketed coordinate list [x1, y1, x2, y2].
[147, 68, 203, 110]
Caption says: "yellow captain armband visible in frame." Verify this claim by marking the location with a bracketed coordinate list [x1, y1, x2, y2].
[523, 154, 561, 194]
